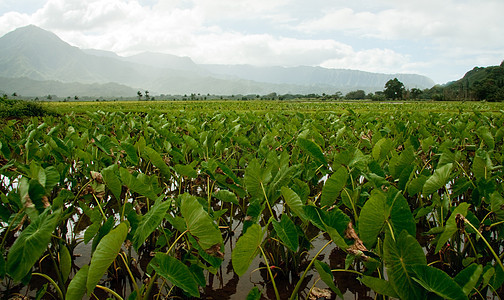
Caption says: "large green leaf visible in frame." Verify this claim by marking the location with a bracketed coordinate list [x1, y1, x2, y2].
[6, 209, 60, 281]
[454, 263, 483, 295]
[144, 146, 171, 178]
[412, 265, 467, 300]
[101, 164, 122, 200]
[214, 189, 239, 205]
[86, 222, 128, 295]
[372, 138, 392, 161]
[383, 230, 426, 300]
[232, 224, 263, 276]
[435, 202, 470, 253]
[246, 286, 261, 300]
[132, 198, 171, 251]
[297, 137, 327, 166]
[272, 214, 299, 251]
[119, 168, 158, 200]
[66, 265, 88, 300]
[244, 159, 272, 200]
[151, 253, 200, 297]
[59, 244, 72, 282]
[281, 186, 307, 221]
[359, 189, 415, 249]
[423, 163, 453, 195]
[360, 275, 399, 298]
[180, 193, 222, 250]
[476, 126, 495, 150]
[314, 260, 344, 298]
[320, 167, 348, 207]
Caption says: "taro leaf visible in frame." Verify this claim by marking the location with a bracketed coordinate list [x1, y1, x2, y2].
[435, 202, 470, 253]
[86, 222, 128, 295]
[423, 163, 453, 195]
[214, 190, 239, 205]
[390, 145, 415, 179]
[151, 253, 200, 297]
[232, 223, 263, 276]
[297, 137, 327, 166]
[412, 265, 467, 300]
[272, 214, 299, 251]
[7, 208, 60, 281]
[476, 126, 495, 150]
[281, 186, 307, 221]
[180, 193, 222, 250]
[43, 166, 60, 190]
[132, 198, 171, 251]
[454, 263, 483, 295]
[408, 175, 428, 196]
[490, 192, 504, 221]
[119, 168, 158, 200]
[372, 138, 392, 161]
[174, 164, 198, 179]
[59, 244, 72, 282]
[320, 167, 348, 207]
[360, 275, 399, 298]
[383, 230, 426, 300]
[244, 159, 272, 200]
[359, 188, 415, 249]
[120, 142, 139, 165]
[246, 286, 261, 300]
[66, 265, 88, 300]
[303, 205, 326, 231]
[101, 164, 122, 200]
[144, 146, 171, 178]
[314, 260, 344, 299]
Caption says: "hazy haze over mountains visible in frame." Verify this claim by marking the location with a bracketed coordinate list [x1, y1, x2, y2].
[0, 25, 435, 97]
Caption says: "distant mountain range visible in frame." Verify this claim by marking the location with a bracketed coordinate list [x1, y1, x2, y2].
[0, 25, 435, 97]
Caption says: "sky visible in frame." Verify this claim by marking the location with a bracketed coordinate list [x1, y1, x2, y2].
[0, 0, 503, 84]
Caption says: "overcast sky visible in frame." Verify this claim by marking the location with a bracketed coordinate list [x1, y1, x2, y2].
[1, 0, 503, 83]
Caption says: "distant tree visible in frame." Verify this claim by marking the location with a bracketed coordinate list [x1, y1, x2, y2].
[74, 95, 79, 101]
[345, 90, 366, 100]
[145, 90, 150, 101]
[137, 91, 143, 101]
[410, 88, 423, 99]
[384, 78, 405, 100]
[11, 92, 17, 97]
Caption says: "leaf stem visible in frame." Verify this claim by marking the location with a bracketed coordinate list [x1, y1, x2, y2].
[289, 240, 332, 300]
[166, 229, 189, 254]
[119, 252, 140, 298]
[32, 272, 64, 300]
[259, 246, 280, 300]
[462, 216, 504, 272]
[92, 194, 107, 221]
[96, 284, 124, 300]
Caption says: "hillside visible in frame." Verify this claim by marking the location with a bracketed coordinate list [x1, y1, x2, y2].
[0, 25, 436, 96]
[443, 61, 504, 101]
[0, 76, 136, 98]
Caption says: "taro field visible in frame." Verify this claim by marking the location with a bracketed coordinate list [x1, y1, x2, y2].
[1, 100, 504, 299]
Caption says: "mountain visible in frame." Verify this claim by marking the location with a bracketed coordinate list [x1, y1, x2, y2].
[0, 25, 435, 97]
[202, 65, 434, 92]
[440, 61, 504, 101]
[0, 76, 135, 98]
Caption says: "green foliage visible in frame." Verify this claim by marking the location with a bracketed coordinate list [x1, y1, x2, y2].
[0, 95, 55, 117]
[384, 78, 405, 100]
[0, 101, 503, 299]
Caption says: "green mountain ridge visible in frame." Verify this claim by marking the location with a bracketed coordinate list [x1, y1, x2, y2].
[442, 61, 504, 101]
[0, 25, 436, 96]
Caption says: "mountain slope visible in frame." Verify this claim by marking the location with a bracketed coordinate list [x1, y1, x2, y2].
[0, 25, 435, 96]
[202, 65, 435, 90]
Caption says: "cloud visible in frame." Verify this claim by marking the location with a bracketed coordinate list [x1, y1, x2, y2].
[0, 0, 502, 83]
